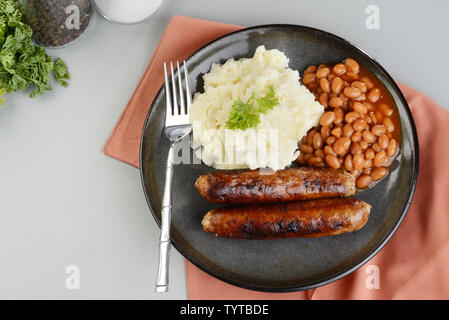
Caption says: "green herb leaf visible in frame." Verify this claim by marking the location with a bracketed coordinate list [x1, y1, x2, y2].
[0, 0, 70, 105]
[225, 85, 280, 130]
[225, 98, 260, 130]
[256, 85, 279, 114]
[53, 58, 70, 87]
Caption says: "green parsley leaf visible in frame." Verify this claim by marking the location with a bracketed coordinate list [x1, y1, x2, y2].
[0, 0, 70, 105]
[256, 85, 279, 114]
[225, 85, 280, 130]
[225, 97, 260, 130]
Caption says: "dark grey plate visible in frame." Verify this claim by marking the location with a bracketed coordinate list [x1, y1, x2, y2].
[140, 25, 419, 292]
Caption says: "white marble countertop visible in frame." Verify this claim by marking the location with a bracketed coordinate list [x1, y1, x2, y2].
[0, 0, 447, 299]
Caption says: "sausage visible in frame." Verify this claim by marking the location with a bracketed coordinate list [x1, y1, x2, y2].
[195, 167, 355, 204]
[201, 198, 371, 239]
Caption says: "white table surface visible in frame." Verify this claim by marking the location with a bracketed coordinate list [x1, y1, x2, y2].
[0, 0, 447, 299]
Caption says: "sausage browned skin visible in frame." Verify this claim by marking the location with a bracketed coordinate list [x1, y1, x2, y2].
[195, 167, 355, 204]
[201, 198, 371, 239]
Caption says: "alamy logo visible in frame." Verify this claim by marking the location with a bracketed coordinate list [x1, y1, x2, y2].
[365, 5, 380, 30]
[65, 5, 80, 30]
[365, 264, 380, 290]
[65, 265, 80, 290]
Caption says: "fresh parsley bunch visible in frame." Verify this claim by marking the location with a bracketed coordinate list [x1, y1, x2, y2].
[0, 0, 70, 105]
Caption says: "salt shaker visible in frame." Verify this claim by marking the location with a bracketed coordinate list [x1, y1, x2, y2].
[93, 0, 164, 24]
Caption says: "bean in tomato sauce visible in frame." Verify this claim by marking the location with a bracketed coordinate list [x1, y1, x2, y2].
[297, 58, 401, 189]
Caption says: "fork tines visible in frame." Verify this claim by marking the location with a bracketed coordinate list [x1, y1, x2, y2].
[163, 61, 191, 120]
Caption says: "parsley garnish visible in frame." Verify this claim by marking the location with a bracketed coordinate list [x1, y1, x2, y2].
[0, 0, 70, 105]
[225, 85, 280, 130]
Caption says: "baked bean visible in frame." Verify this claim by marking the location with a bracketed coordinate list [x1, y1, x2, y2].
[313, 132, 324, 149]
[344, 154, 354, 171]
[353, 119, 367, 132]
[316, 67, 330, 79]
[328, 96, 343, 108]
[379, 103, 393, 116]
[327, 74, 335, 82]
[365, 148, 375, 160]
[325, 154, 341, 169]
[351, 81, 367, 92]
[383, 117, 395, 133]
[345, 72, 359, 81]
[375, 111, 384, 123]
[359, 140, 369, 149]
[326, 136, 336, 145]
[387, 138, 397, 157]
[350, 142, 362, 155]
[351, 132, 362, 143]
[362, 130, 375, 143]
[315, 149, 324, 158]
[333, 137, 351, 155]
[321, 126, 331, 140]
[352, 102, 368, 115]
[307, 129, 317, 145]
[296, 152, 305, 164]
[324, 145, 336, 156]
[353, 154, 365, 171]
[308, 82, 318, 90]
[334, 108, 344, 125]
[302, 73, 317, 85]
[331, 127, 342, 138]
[345, 111, 360, 123]
[356, 175, 372, 189]
[320, 78, 330, 93]
[367, 88, 381, 103]
[363, 101, 375, 111]
[363, 167, 372, 175]
[299, 144, 314, 154]
[365, 114, 372, 125]
[303, 153, 313, 162]
[304, 65, 317, 74]
[378, 135, 389, 149]
[320, 111, 335, 127]
[352, 93, 366, 102]
[368, 111, 378, 124]
[345, 58, 360, 74]
[361, 76, 374, 90]
[372, 124, 387, 136]
[308, 156, 323, 166]
[342, 123, 354, 138]
[364, 159, 373, 169]
[373, 151, 387, 167]
[371, 167, 387, 180]
[343, 87, 362, 99]
[333, 63, 346, 76]
[371, 142, 382, 153]
[319, 92, 329, 105]
[331, 77, 343, 94]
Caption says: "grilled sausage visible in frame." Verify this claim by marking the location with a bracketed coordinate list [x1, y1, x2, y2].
[195, 167, 355, 204]
[201, 198, 371, 239]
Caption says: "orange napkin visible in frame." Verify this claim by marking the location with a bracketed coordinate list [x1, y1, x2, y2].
[103, 15, 449, 299]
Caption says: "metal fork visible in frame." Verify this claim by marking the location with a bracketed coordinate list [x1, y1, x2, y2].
[155, 61, 192, 293]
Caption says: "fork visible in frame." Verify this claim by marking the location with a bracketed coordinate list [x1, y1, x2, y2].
[155, 61, 192, 293]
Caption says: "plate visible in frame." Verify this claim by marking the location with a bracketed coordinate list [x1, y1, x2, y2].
[140, 25, 419, 292]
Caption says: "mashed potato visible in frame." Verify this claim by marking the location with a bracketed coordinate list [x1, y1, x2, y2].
[189, 46, 324, 171]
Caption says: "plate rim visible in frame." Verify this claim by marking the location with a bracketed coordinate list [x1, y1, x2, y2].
[139, 23, 420, 292]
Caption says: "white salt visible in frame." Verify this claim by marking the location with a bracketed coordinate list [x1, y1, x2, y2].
[94, 0, 164, 24]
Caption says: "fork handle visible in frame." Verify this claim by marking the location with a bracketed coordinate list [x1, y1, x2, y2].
[155, 143, 176, 293]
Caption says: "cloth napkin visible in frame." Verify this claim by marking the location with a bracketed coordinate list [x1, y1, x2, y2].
[103, 15, 449, 299]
